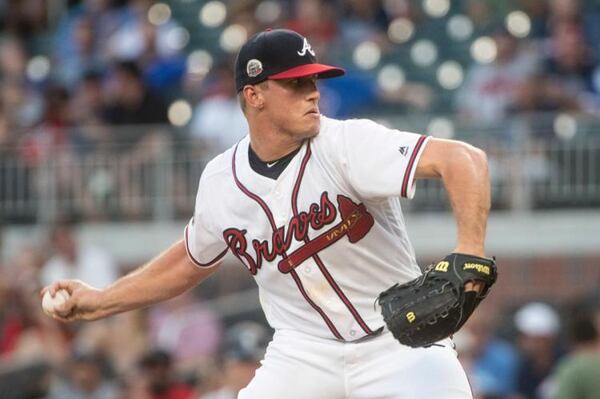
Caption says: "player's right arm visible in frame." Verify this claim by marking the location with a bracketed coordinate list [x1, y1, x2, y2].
[41, 239, 220, 322]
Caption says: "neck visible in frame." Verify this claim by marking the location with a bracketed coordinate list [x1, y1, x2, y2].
[248, 121, 305, 162]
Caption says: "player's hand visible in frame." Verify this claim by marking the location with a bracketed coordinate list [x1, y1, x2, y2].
[40, 280, 107, 322]
[454, 248, 487, 294]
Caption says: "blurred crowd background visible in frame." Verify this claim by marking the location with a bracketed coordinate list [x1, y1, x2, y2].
[0, 0, 599, 398]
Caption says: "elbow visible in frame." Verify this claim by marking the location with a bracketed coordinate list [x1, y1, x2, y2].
[467, 144, 489, 174]
[445, 142, 490, 188]
[444, 141, 489, 174]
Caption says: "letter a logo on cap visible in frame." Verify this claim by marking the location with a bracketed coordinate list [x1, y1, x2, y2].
[297, 38, 315, 57]
[246, 59, 263, 77]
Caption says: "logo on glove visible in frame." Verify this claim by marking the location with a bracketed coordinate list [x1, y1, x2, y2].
[463, 263, 491, 274]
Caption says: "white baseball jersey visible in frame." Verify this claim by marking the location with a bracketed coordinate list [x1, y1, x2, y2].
[185, 116, 430, 342]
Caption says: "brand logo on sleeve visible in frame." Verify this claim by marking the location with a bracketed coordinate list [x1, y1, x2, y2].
[398, 146, 409, 156]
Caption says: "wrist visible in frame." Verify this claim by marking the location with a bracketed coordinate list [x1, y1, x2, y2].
[453, 245, 485, 258]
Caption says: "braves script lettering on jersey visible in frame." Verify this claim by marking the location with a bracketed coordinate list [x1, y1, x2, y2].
[186, 116, 428, 341]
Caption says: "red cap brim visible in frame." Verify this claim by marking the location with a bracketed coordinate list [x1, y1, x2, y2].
[268, 63, 345, 80]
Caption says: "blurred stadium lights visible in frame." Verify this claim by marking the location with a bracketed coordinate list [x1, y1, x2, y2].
[447, 14, 473, 41]
[411, 39, 438, 67]
[168, 100, 193, 127]
[199, 0, 227, 28]
[423, 0, 450, 18]
[187, 50, 213, 79]
[470, 36, 497, 64]
[353, 41, 381, 70]
[388, 18, 415, 44]
[255, 0, 282, 24]
[148, 3, 172, 26]
[506, 11, 532, 38]
[26, 55, 51, 82]
[377, 64, 406, 92]
[554, 113, 578, 141]
[220, 24, 248, 53]
[437, 61, 464, 90]
[165, 26, 190, 51]
[426, 117, 455, 138]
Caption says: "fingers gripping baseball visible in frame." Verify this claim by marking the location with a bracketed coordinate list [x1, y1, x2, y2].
[40, 280, 104, 322]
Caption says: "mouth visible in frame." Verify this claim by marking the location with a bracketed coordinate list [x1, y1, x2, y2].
[306, 109, 320, 116]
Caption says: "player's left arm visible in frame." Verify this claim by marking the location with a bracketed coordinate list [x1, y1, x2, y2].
[414, 137, 490, 259]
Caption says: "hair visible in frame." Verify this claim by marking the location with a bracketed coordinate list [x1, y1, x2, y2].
[238, 81, 269, 114]
[567, 314, 598, 345]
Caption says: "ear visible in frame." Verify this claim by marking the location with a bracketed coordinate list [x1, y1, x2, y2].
[242, 85, 265, 110]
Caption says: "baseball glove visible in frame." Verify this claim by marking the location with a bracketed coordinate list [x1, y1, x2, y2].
[377, 253, 497, 348]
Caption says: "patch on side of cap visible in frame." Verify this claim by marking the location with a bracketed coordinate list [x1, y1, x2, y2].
[246, 59, 263, 78]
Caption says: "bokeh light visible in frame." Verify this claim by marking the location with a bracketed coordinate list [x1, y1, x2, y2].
[506, 11, 531, 38]
[447, 15, 473, 41]
[187, 50, 213, 78]
[470, 36, 497, 64]
[411, 40, 438, 67]
[353, 41, 381, 70]
[26, 56, 50, 82]
[255, 1, 282, 24]
[437, 61, 464, 90]
[423, 0, 450, 18]
[220, 24, 248, 53]
[427, 117, 455, 138]
[388, 18, 415, 44]
[148, 3, 171, 26]
[554, 113, 577, 140]
[377, 65, 406, 92]
[168, 100, 193, 127]
[199, 1, 227, 28]
[165, 26, 189, 51]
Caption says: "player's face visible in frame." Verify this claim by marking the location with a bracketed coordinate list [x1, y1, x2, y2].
[263, 75, 321, 139]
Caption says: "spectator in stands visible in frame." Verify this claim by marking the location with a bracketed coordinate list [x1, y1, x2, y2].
[46, 351, 118, 399]
[40, 222, 118, 289]
[0, 36, 43, 129]
[189, 62, 248, 153]
[455, 303, 519, 399]
[203, 322, 271, 399]
[339, 0, 389, 49]
[548, 312, 600, 398]
[54, 0, 125, 71]
[2, 0, 48, 38]
[0, 246, 69, 367]
[74, 310, 150, 376]
[106, 0, 186, 96]
[539, 20, 600, 113]
[54, 16, 106, 89]
[547, 0, 600, 56]
[148, 291, 223, 370]
[133, 349, 195, 399]
[285, 0, 338, 57]
[455, 27, 539, 125]
[513, 302, 563, 399]
[103, 61, 171, 217]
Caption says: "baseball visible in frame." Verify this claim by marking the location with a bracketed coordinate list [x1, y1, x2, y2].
[42, 289, 70, 316]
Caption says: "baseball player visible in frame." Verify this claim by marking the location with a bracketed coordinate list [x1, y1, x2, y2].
[43, 29, 492, 398]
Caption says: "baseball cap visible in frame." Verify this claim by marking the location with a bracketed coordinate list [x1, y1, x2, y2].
[514, 302, 560, 336]
[223, 322, 272, 362]
[234, 29, 345, 92]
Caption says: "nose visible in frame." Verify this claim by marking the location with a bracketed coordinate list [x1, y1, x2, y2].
[306, 80, 320, 102]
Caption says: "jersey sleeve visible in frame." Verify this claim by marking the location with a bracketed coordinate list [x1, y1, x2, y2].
[184, 173, 228, 268]
[338, 119, 430, 200]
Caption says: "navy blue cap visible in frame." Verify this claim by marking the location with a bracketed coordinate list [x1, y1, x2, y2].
[234, 29, 344, 92]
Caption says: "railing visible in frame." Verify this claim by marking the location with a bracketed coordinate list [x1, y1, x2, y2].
[1, 117, 599, 223]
